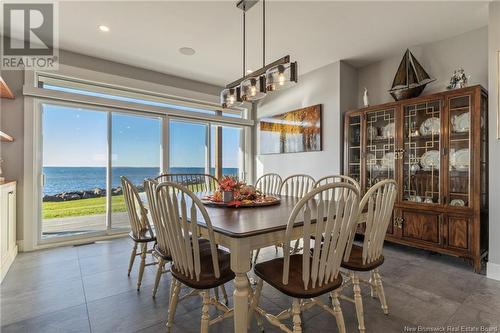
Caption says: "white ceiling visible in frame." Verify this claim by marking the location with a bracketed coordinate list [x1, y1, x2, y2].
[13, 1, 492, 86]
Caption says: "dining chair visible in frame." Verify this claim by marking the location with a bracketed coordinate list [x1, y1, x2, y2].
[340, 179, 398, 332]
[154, 181, 234, 332]
[121, 176, 157, 291]
[280, 174, 315, 198]
[252, 173, 283, 264]
[280, 174, 316, 255]
[255, 173, 282, 195]
[156, 173, 219, 193]
[144, 179, 172, 298]
[145, 179, 228, 302]
[249, 182, 360, 333]
[314, 175, 361, 192]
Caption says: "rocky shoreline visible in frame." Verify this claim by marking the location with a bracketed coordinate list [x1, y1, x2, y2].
[42, 185, 144, 202]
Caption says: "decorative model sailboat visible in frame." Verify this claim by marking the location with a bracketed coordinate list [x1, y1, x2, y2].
[389, 49, 435, 101]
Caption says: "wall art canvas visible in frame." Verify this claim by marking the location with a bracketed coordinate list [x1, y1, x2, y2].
[259, 104, 322, 154]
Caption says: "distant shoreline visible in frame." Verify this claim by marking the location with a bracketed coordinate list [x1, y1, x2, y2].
[42, 166, 239, 196]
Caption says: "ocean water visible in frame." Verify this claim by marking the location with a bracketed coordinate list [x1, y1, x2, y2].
[43, 167, 238, 195]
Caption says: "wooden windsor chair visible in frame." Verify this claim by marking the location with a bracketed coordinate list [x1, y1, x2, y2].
[249, 182, 360, 333]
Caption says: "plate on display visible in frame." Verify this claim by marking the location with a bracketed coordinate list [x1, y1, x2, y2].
[419, 117, 440, 136]
[381, 152, 395, 170]
[450, 199, 465, 206]
[452, 113, 470, 133]
[382, 123, 395, 139]
[450, 148, 469, 171]
[420, 150, 440, 170]
[367, 126, 378, 139]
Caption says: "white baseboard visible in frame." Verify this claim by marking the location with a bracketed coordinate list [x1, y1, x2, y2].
[1, 245, 18, 284]
[487, 261, 500, 281]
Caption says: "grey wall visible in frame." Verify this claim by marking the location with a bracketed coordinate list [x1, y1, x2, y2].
[0, 45, 220, 242]
[255, 60, 357, 180]
[487, 2, 500, 279]
[358, 27, 488, 107]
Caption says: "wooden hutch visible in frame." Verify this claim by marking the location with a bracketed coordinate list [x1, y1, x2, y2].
[343, 85, 488, 272]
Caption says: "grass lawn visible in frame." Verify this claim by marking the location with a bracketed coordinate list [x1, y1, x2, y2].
[42, 195, 127, 219]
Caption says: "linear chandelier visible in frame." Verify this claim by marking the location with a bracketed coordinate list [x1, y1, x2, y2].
[220, 0, 298, 108]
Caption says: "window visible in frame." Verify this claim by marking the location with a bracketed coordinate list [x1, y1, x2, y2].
[29, 71, 251, 245]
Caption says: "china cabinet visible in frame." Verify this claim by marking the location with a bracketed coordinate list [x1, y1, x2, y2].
[343, 85, 488, 272]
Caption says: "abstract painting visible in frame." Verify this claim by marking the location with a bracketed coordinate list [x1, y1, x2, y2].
[259, 104, 322, 154]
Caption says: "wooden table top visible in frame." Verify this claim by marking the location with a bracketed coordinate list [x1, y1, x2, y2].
[197, 195, 302, 238]
[141, 192, 302, 238]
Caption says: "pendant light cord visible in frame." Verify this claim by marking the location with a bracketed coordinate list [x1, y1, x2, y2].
[262, 0, 265, 67]
[243, 10, 246, 77]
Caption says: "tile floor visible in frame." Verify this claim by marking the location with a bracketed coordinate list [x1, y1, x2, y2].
[1, 237, 499, 333]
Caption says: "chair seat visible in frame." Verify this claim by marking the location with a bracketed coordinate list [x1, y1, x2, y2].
[129, 230, 156, 243]
[254, 254, 343, 299]
[153, 243, 172, 261]
[171, 239, 235, 290]
[341, 245, 384, 271]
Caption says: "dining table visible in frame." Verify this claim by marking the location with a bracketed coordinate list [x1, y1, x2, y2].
[140, 192, 365, 333]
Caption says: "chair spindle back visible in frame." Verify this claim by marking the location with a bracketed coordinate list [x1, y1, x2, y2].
[280, 174, 315, 198]
[344, 179, 398, 265]
[154, 181, 221, 281]
[156, 173, 219, 193]
[121, 176, 152, 239]
[255, 173, 282, 195]
[282, 183, 360, 290]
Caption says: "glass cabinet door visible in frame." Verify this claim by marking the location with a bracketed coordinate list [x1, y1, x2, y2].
[346, 114, 361, 184]
[448, 95, 472, 207]
[402, 100, 442, 204]
[364, 108, 396, 192]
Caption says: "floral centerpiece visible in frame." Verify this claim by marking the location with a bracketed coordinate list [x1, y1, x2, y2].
[204, 176, 278, 207]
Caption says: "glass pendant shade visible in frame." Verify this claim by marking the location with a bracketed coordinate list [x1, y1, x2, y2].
[240, 76, 266, 101]
[220, 88, 237, 108]
[266, 62, 297, 92]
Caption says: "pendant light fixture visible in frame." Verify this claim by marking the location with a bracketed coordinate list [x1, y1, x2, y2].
[221, 0, 298, 108]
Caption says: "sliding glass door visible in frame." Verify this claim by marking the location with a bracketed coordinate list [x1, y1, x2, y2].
[41, 104, 108, 238]
[111, 113, 162, 231]
[39, 102, 246, 243]
[169, 119, 209, 174]
[40, 103, 164, 240]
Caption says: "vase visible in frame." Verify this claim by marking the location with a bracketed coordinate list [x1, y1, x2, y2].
[223, 191, 234, 203]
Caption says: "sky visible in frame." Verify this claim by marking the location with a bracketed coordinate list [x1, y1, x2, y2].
[42, 104, 241, 169]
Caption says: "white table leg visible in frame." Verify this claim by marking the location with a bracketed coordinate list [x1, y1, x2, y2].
[231, 242, 251, 333]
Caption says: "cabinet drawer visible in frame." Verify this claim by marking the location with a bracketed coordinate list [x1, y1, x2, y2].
[401, 210, 441, 245]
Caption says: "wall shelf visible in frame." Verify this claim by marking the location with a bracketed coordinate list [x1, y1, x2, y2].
[0, 131, 14, 142]
[0, 77, 15, 99]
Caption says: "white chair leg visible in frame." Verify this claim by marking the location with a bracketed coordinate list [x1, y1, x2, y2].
[374, 269, 389, 314]
[220, 284, 229, 305]
[332, 291, 346, 333]
[137, 242, 147, 290]
[248, 278, 263, 328]
[166, 279, 181, 332]
[292, 298, 302, 333]
[152, 257, 165, 298]
[369, 270, 377, 298]
[201, 291, 210, 333]
[127, 242, 137, 276]
[214, 285, 220, 302]
[351, 272, 366, 332]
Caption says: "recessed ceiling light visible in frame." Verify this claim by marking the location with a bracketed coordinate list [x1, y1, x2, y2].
[179, 47, 196, 56]
[246, 69, 253, 74]
[98, 25, 110, 32]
